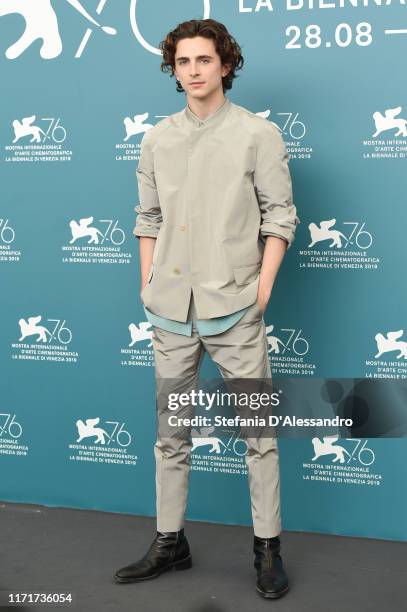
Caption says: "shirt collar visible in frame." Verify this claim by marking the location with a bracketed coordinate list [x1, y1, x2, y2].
[184, 96, 231, 129]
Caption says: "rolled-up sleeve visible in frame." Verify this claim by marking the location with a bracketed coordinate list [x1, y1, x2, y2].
[133, 129, 162, 239]
[254, 121, 300, 249]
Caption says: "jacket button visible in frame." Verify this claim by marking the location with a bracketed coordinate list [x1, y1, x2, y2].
[180, 224, 186, 231]
[173, 267, 181, 274]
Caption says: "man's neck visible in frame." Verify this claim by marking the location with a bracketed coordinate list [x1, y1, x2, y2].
[186, 91, 226, 121]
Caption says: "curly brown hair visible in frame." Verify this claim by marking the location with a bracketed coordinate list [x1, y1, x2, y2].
[159, 19, 244, 93]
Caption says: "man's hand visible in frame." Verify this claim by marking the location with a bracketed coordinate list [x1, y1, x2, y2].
[138, 236, 156, 294]
[256, 286, 272, 314]
[257, 235, 288, 313]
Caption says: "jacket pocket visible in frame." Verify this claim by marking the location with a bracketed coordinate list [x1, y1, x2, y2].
[232, 263, 260, 286]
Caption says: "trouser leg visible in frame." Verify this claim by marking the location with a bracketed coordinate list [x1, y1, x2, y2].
[201, 301, 282, 538]
[150, 298, 205, 532]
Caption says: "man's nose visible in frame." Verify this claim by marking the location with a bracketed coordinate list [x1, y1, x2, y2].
[190, 64, 200, 76]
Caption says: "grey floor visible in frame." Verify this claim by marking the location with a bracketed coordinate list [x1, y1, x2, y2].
[1, 501, 405, 612]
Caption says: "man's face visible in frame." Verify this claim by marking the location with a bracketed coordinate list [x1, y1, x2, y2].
[174, 36, 230, 100]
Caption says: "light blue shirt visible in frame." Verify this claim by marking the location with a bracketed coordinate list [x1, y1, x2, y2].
[143, 304, 250, 337]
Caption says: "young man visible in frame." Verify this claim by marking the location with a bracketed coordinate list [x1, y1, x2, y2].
[114, 19, 300, 599]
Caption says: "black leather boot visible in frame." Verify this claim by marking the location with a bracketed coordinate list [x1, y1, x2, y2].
[114, 528, 192, 583]
[253, 535, 289, 598]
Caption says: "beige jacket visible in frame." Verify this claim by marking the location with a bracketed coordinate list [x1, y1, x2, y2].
[133, 96, 300, 322]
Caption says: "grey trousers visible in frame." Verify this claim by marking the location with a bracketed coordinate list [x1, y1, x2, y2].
[150, 293, 281, 538]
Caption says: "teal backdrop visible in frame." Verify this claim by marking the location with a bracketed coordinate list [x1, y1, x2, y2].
[0, 1, 406, 541]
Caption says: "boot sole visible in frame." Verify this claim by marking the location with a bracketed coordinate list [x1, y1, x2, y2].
[256, 584, 289, 599]
[113, 555, 192, 583]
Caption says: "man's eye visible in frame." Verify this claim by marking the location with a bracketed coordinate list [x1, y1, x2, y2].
[178, 59, 209, 64]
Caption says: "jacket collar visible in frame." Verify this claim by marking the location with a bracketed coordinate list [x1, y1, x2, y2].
[184, 96, 231, 129]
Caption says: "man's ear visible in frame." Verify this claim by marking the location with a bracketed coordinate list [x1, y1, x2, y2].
[222, 63, 232, 77]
